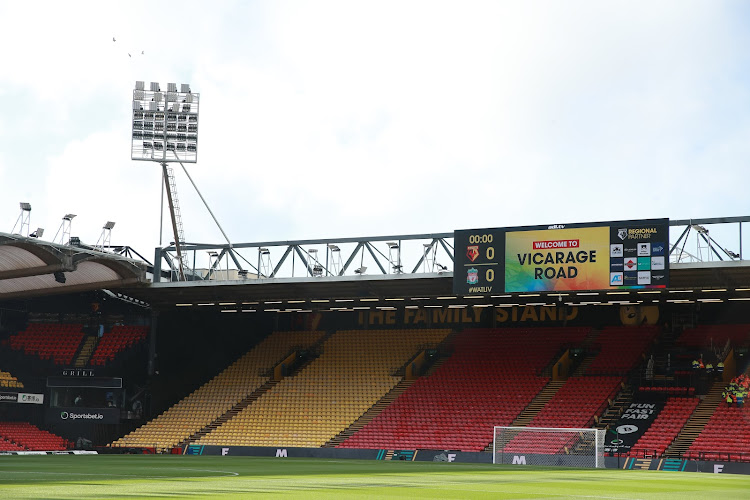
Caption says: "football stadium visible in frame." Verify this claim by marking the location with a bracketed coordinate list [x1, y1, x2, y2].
[1, 78, 749, 498]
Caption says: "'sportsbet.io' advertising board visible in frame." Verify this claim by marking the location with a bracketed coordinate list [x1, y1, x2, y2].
[453, 219, 669, 294]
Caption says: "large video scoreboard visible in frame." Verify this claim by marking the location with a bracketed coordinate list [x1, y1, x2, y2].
[453, 218, 669, 295]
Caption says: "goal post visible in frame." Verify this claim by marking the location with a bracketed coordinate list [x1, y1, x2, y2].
[493, 426, 605, 468]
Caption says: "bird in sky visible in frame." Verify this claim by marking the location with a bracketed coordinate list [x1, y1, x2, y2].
[114, 36, 144, 58]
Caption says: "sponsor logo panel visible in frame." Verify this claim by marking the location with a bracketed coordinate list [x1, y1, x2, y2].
[624, 258, 638, 271]
[637, 271, 651, 285]
[637, 257, 651, 271]
[18, 393, 44, 404]
[651, 257, 665, 270]
[623, 272, 638, 286]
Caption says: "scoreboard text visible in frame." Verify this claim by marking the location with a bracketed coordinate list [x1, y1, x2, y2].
[453, 219, 669, 294]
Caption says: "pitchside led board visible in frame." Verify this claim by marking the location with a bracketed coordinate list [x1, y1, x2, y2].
[453, 219, 669, 295]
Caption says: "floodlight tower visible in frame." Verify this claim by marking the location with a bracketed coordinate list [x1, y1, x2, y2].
[54, 214, 76, 245]
[12, 202, 32, 237]
[131, 81, 200, 281]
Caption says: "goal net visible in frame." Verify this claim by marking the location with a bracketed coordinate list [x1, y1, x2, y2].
[493, 426, 605, 468]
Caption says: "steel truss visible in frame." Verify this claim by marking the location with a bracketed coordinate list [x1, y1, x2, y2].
[153, 216, 748, 283]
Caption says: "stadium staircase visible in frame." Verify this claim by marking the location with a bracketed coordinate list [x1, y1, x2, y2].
[408, 328, 461, 379]
[686, 401, 750, 461]
[510, 381, 565, 428]
[338, 327, 591, 452]
[195, 329, 451, 448]
[567, 327, 601, 377]
[595, 384, 633, 429]
[324, 378, 415, 448]
[180, 379, 279, 447]
[73, 335, 98, 368]
[482, 380, 566, 452]
[181, 333, 337, 447]
[664, 382, 724, 458]
[325, 330, 459, 448]
[627, 396, 700, 458]
[570, 353, 598, 377]
[111, 330, 326, 451]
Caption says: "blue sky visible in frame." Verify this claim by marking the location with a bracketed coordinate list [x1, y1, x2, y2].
[1, 1, 748, 267]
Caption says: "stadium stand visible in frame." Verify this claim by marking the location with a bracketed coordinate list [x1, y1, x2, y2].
[585, 326, 659, 375]
[5, 323, 85, 365]
[499, 375, 624, 455]
[196, 329, 450, 448]
[676, 324, 750, 349]
[0, 368, 24, 389]
[338, 327, 590, 452]
[627, 397, 700, 458]
[89, 325, 148, 366]
[0, 422, 71, 451]
[687, 404, 750, 462]
[111, 330, 325, 451]
[0, 436, 25, 452]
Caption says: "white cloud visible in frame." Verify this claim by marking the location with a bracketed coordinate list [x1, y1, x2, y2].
[1, 0, 748, 259]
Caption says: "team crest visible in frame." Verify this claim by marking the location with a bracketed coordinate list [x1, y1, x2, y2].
[466, 246, 480, 262]
[466, 268, 479, 285]
[617, 228, 628, 240]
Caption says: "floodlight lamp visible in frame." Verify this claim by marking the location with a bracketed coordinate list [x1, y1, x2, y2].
[693, 225, 708, 234]
[355, 267, 367, 275]
[63, 214, 76, 221]
[69, 237, 81, 246]
[386, 242, 399, 249]
[103, 221, 116, 230]
[308, 248, 318, 254]
[208, 251, 219, 257]
[20, 202, 31, 211]
[327, 244, 340, 252]
[259, 247, 270, 255]
[30, 228, 44, 238]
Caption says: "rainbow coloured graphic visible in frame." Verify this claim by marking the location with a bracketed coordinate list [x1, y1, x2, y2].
[505, 227, 611, 292]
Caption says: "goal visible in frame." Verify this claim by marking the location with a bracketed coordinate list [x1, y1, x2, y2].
[493, 426, 605, 468]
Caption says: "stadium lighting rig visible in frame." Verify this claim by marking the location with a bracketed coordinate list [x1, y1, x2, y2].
[131, 81, 200, 164]
[131, 81, 201, 281]
[11, 202, 32, 237]
[131, 81, 234, 282]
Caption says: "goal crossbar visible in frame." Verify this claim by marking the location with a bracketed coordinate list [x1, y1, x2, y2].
[493, 426, 605, 468]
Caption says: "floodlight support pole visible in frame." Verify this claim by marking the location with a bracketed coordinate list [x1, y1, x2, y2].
[159, 168, 165, 247]
[179, 161, 232, 248]
[161, 162, 186, 281]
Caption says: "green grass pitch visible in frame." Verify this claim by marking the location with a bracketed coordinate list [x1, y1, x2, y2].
[0, 455, 747, 499]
